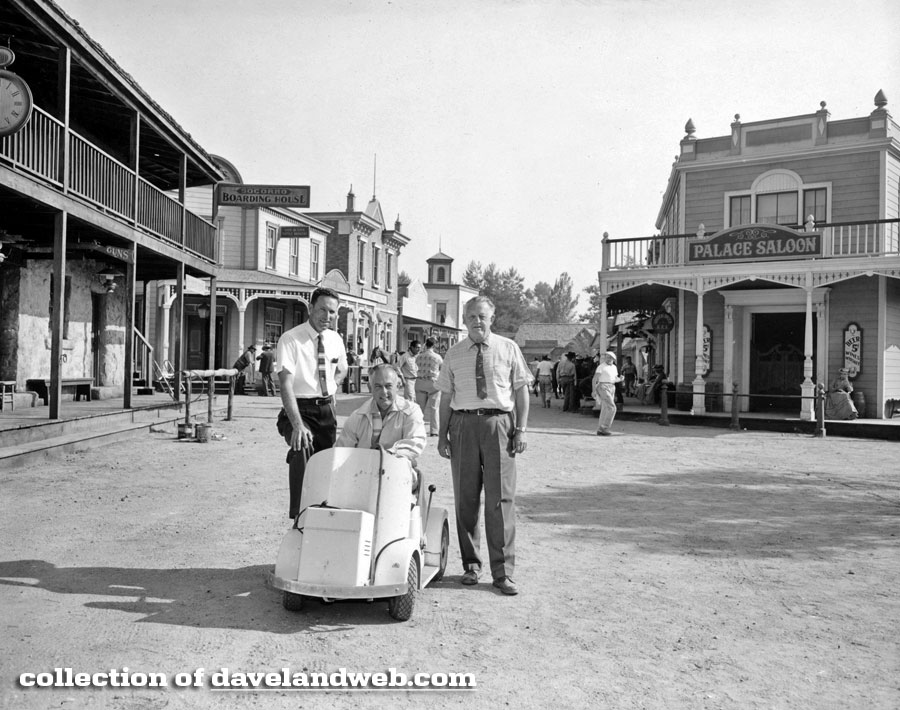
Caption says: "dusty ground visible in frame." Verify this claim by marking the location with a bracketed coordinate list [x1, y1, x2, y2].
[1, 392, 898, 710]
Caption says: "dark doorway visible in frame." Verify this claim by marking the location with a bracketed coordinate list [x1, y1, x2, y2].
[91, 294, 102, 384]
[749, 312, 815, 412]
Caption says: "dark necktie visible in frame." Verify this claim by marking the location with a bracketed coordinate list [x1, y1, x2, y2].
[317, 333, 328, 396]
[475, 342, 487, 399]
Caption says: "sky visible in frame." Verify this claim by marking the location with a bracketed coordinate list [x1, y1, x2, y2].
[55, 0, 899, 312]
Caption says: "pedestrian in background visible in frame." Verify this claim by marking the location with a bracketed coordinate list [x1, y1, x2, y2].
[557, 352, 577, 412]
[398, 340, 420, 400]
[256, 344, 276, 396]
[415, 338, 443, 436]
[593, 351, 623, 436]
[231, 344, 257, 395]
[437, 296, 532, 596]
[535, 355, 554, 408]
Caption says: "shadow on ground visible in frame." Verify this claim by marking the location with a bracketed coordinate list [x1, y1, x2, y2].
[518, 468, 900, 558]
[0, 560, 408, 632]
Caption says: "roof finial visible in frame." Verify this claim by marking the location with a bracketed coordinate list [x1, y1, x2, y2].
[372, 153, 377, 200]
[874, 89, 888, 109]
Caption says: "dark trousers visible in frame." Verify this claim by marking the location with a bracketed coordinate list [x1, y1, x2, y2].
[278, 401, 337, 518]
[261, 372, 276, 396]
[449, 411, 517, 580]
[560, 379, 575, 411]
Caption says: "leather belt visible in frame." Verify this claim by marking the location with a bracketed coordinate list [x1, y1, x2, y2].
[296, 396, 333, 405]
[455, 408, 508, 416]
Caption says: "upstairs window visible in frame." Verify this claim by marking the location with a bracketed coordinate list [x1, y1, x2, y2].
[372, 244, 381, 285]
[310, 241, 320, 281]
[357, 240, 366, 282]
[386, 252, 393, 290]
[803, 188, 827, 224]
[289, 236, 299, 275]
[265, 225, 277, 269]
[756, 191, 798, 226]
[729, 195, 751, 227]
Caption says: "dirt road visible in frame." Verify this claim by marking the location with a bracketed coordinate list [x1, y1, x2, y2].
[1, 394, 898, 709]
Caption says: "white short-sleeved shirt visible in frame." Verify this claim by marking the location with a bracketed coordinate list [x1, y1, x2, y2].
[276, 321, 347, 397]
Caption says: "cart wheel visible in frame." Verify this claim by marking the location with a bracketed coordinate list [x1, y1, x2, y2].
[431, 520, 450, 583]
[387, 556, 418, 621]
[282, 591, 305, 611]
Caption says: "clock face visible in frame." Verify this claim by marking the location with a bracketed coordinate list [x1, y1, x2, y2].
[0, 70, 34, 138]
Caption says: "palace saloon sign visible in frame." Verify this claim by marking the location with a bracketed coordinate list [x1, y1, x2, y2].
[687, 224, 822, 264]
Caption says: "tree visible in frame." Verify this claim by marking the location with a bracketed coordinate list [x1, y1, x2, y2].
[580, 283, 603, 325]
[543, 272, 579, 323]
[461, 260, 529, 332]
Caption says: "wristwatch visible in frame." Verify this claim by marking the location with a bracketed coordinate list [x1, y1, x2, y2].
[515, 427, 527, 433]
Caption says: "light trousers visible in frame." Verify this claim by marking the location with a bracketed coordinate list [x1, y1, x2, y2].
[414, 378, 441, 434]
[596, 383, 617, 432]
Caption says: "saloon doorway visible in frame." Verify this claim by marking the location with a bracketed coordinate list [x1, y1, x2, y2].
[749, 312, 816, 412]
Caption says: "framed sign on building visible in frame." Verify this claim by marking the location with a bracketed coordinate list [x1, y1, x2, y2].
[701, 324, 712, 376]
[843, 323, 862, 378]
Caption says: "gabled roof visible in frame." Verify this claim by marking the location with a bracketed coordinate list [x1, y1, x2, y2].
[365, 198, 385, 226]
[428, 251, 454, 262]
[514, 323, 596, 347]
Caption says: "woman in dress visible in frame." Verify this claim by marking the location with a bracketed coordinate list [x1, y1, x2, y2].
[824, 368, 858, 420]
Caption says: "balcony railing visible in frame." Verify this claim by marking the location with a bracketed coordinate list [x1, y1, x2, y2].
[604, 219, 900, 271]
[0, 105, 216, 262]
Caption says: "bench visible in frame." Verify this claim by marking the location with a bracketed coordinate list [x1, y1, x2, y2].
[26, 378, 93, 406]
[0, 381, 15, 411]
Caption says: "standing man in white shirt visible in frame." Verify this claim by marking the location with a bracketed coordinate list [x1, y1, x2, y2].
[414, 337, 443, 436]
[276, 287, 348, 518]
[592, 351, 623, 436]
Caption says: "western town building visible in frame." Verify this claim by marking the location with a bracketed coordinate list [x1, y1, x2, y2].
[0, 0, 222, 417]
[597, 92, 900, 419]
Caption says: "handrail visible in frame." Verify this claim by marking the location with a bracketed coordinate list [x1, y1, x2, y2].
[133, 327, 153, 387]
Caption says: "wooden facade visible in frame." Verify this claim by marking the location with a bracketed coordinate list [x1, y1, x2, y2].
[0, 0, 222, 416]
[598, 93, 900, 419]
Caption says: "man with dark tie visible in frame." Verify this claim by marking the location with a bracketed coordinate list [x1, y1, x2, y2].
[436, 296, 532, 596]
[276, 287, 348, 519]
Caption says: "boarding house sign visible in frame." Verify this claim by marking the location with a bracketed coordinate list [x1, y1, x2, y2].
[687, 224, 822, 264]
[216, 184, 310, 208]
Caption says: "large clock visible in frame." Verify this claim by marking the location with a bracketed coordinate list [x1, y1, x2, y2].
[0, 69, 34, 138]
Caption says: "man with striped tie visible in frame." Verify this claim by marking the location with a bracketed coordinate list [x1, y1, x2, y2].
[436, 296, 532, 596]
[276, 287, 348, 519]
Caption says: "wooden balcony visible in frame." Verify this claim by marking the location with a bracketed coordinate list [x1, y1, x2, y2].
[0, 105, 216, 262]
[603, 219, 900, 272]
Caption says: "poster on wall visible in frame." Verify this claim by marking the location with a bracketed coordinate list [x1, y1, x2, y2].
[843, 323, 862, 378]
[701, 324, 712, 376]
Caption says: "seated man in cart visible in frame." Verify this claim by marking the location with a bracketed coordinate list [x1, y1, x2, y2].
[336, 364, 427, 503]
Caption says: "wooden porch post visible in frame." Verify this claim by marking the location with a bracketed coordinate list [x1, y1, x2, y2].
[123, 244, 137, 409]
[208, 276, 217, 370]
[49, 212, 67, 419]
[692, 278, 707, 415]
[173, 264, 185, 401]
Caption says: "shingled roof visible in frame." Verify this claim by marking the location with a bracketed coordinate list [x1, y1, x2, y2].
[514, 323, 596, 348]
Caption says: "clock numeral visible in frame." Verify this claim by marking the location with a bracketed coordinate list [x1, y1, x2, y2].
[10, 89, 20, 97]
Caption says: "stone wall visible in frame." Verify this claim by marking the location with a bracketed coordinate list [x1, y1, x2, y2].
[9, 259, 126, 388]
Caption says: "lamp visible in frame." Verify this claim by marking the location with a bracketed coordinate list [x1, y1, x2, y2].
[96, 269, 120, 293]
[197, 302, 210, 320]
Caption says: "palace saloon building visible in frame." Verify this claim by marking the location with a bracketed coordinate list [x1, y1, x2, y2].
[597, 91, 900, 420]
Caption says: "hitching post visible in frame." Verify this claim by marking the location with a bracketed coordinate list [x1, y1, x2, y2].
[184, 373, 192, 424]
[227, 375, 235, 421]
[658, 380, 670, 426]
[207, 374, 214, 423]
[815, 383, 827, 438]
[729, 382, 740, 431]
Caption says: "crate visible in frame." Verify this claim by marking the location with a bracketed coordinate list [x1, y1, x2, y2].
[297, 508, 374, 586]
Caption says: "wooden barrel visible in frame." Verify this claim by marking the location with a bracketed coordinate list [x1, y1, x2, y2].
[851, 390, 866, 418]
